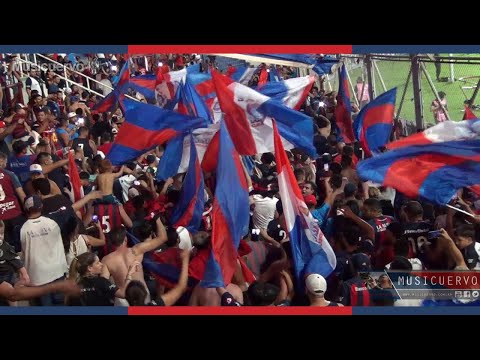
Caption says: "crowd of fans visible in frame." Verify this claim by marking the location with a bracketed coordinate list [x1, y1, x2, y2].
[0, 53, 478, 307]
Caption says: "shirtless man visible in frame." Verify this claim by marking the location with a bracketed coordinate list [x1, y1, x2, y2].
[101, 217, 167, 306]
[96, 159, 124, 204]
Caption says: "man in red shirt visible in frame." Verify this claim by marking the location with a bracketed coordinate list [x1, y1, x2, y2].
[0, 166, 27, 252]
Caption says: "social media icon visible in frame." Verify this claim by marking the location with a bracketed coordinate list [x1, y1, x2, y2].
[472, 291, 479, 298]
[455, 291, 463, 298]
[464, 291, 471, 298]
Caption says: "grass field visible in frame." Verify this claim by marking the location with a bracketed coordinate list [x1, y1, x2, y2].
[341, 55, 480, 125]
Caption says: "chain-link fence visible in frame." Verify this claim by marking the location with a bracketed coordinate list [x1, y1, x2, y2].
[330, 54, 480, 133]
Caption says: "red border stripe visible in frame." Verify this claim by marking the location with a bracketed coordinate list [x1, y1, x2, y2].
[128, 45, 352, 54]
[128, 306, 353, 315]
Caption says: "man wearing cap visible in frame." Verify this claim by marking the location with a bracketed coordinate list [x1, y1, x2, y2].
[20, 195, 68, 305]
[23, 164, 61, 197]
[35, 152, 70, 193]
[339, 253, 372, 306]
[305, 273, 343, 306]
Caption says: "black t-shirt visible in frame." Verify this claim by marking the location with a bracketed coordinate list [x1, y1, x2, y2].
[403, 221, 433, 257]
[91, 121, 112, 140]
[72, 138, 94, 159]
[78, 276, 118, 306]
[42, 194, 73, 215]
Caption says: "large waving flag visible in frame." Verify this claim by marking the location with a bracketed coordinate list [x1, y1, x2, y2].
[92, 88, 119, 113]
[354, 88, 397, 157]
[107, 99, 208, 165]
[387, 119, 480, 150]
[169, 134, 205, 233]
[257, 75, 315, 110]
[463, 105, 478, 120]
[201, 122, 250, 288]
[157, 124, 220, 180]
[229, 66, 257, 85]
[128, 74, 156, 100]
[156, 65, 200, 108]
[188, 73, 221, 123]
[357, 140, 480, 205]
[334, 64, 355, 143]
[93, 61, 130, 113]
[211, 69, 316, 157]
[273, 120, 336, 284]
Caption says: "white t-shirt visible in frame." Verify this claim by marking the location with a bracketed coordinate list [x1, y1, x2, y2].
[66, 235, 89, 269]
[252, 195, 278, 230]
[20, 216, 68, 286]
[119, 174, 136, 203]
[27, 76, 43, 95]
[99, 79, 113, 96]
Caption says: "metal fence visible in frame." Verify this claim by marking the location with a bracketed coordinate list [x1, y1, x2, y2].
[333, 54, 480, 133]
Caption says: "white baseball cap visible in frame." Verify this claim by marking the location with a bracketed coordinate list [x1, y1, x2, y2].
[68, 112, 77, 118]
[305, 273, 327, 297]
[29, 164, 43, 174]
[176, 226, 192, 250]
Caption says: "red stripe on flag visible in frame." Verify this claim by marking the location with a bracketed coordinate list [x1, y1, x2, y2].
[211, 69, 257, 155]
[384, 154, 480, 198]
[115, 122, 178, 151]
[463, 105, 478, 120]
[386, 133, 431, 150]
[362, 104, 395, 128]
[211, 197, 239, 286]
[128, 306, 353, 315]
[68, 152, 83, 202]
[128, 45, 353, 54]
[273, 121, 304, 200]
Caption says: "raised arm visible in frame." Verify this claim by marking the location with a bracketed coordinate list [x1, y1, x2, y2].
[72, 190, 102, 212]
[340, 205, 375, 241]
[41, 158, 69, 175]
[160, 249, 190, 306]
[132, 216, 167, 256]
[118, 205, 133, 229]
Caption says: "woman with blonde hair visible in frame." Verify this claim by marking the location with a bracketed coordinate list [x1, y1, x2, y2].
[67, 252, 139, 306]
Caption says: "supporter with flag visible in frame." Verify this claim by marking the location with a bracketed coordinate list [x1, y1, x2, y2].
[107, 99, 208, 165]
[354, 88, 396, 157]
[272, 120, 336, 287]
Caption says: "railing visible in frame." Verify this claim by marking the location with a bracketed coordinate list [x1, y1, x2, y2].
[14, 56, 139, 102]
[19, 54, 115, 94]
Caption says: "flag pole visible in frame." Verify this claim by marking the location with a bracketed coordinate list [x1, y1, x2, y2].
[446, 204, 476, 219]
